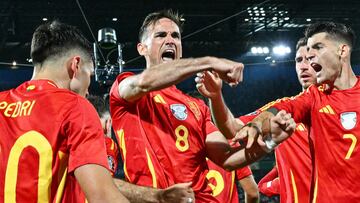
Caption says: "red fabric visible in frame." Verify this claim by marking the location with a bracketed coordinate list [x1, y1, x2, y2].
[274, 79, 360, 202]
[235, 166, 252, 180]
[258, 167, 280, 196]
[110, 72, 219, 202]
[206, 159, 239, 203]
[240, 97, 312, 203]
[0, 80, 108, 202]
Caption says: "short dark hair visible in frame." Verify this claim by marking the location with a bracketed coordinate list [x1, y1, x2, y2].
[87, 95, 108, 118]
[296, 37, 307, 51]
[304, 22, 355, 50]
[138, 9, 183, 42]
[30, 20, 92, 65]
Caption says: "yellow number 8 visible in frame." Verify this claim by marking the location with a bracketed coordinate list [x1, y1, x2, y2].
[175, 125, 189, 152]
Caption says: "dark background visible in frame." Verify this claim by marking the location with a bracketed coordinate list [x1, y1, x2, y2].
[2, 0, 360, 202]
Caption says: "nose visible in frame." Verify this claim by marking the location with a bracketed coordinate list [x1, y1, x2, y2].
[299, 61, 309, 71]
[164, 33, 176, 45]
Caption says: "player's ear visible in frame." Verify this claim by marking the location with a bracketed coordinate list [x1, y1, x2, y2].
[137, 42, 147, 56]
[338, 44, 350, 58]
[68, 56, 81, 79]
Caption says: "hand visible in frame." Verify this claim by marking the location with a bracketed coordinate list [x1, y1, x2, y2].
[208, 57, 244, 86]
[264, 110, 296, 145]
[232, 110, 296, 151]
[158, 182, 195, 203]
[195, 71, 222, 99]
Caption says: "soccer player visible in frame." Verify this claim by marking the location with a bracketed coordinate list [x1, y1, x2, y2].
[0, 20, 194, 203]
[109, 9, 294, 203]
[235, 22, 360, 202]
[0, 20, 129, 203]
[195, 37, 314, 203]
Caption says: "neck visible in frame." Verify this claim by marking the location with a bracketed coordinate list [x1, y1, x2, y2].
[31, 66, 71, 90]
[333, 63, 357, 90]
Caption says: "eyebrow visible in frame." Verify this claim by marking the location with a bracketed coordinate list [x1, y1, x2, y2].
[154, 31, 180, 36]
[295, 56, 303, 62]
[307, 42, 322, 51]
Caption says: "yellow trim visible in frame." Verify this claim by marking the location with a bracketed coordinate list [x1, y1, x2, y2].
[312, 173, 318, 203]
[228, 171, 235, 203]
[110, 139, 115, 151]
[145, 148, 157, 188]
[55, 151, 68, 203]
[290, 169, 298, 203]
[116, 130, 130, 181]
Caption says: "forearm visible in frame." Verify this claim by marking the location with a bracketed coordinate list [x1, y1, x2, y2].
[138, 57, 213, 92]
[209, 94, 242, 139]
[222, 142, 268, 171]
[114, 179, 161, 203]
[239, 176, 259, 203]
[120, 57, 215, 102]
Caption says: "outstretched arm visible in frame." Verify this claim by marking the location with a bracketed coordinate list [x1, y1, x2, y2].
[113, 179, 195, 203]
[206, 110, 296, 170]
[119, 57, 244, 102]
[195, 71, 244, 139]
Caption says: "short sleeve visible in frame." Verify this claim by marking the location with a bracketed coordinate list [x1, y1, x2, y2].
[64, 98, 109, 172]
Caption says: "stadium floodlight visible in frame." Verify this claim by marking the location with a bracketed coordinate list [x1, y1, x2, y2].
[273, 45, 291, 56]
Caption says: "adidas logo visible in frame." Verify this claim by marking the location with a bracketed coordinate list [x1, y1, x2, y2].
[319, 105, 335, 115]
[153, 94, 166, 104]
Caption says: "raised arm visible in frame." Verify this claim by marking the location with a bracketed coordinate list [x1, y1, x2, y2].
[196, 71, 244, 138]
[119, 57, 244, 102]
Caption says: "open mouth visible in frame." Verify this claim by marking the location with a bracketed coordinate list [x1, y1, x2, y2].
[161, 49, 175, 61]
[301, 74, 310, 79]
[310, 62, 322, 72]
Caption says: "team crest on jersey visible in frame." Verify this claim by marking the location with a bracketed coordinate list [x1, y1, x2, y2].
[170, 104, 188, 120]
[187, 100, 201, 121]
[107, 155, 116, 172]
[340, 112, 357, 130]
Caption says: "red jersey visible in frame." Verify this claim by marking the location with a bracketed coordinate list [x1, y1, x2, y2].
[258, 167, 280, 197]
[0, 80, 109, 203]
[240, 98, 312, 203]
[206, 157, 252, 203]
[273, 79, 360, 202]
[110, 72, 219, 202]
[105, 137, 120, 176]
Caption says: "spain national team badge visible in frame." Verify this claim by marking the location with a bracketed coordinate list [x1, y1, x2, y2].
[170, 104, 188, 120]
[340, 112, 357, 130]
[187, 100, 201, 121]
